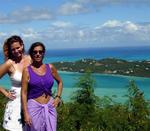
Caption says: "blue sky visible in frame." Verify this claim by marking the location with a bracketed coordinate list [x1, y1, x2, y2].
[0, 0, 150, 49]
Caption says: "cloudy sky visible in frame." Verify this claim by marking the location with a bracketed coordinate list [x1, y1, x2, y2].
[0, 0, 150, 49]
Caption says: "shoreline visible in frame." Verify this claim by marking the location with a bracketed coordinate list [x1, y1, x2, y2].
[53, 86, 150, 103]
[58, 70, 150, 79]
[53, 58, 150, 78]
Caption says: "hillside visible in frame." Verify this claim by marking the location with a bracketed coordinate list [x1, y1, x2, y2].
[52, 58, 150, 77]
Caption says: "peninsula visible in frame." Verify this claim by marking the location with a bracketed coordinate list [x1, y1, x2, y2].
[52, 58, 150, 78]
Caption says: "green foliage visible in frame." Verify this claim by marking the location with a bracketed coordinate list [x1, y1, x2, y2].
[53, 58, 150, 77]
[98, 104, 129, 131]
[0, 74, 150, 131]
[126, 80, 150, 131]
[57, 72, 101, 131]
[0, 94, 8, 131]
[57, 75, 150, 131]
[71, 71, 97, 105]
[70, 71, 100, 130]
[57, 103, 77, 131]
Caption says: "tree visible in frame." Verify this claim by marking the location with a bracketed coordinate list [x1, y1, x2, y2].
[0, 93, 8, 131]
[127, 80, 150, 130]
[72, 71, 97, 104]
[69, 71, 100, 130]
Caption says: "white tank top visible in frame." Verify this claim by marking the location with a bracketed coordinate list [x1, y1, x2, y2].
[10, 71, 22, 88]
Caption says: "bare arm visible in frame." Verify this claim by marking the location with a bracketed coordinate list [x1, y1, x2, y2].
[0, 59, 12, 78]
[0, 60, 15, 99]
[50, 64, 63, 107]
[21, 67, 32, 126]
[0, 87, 8, 97]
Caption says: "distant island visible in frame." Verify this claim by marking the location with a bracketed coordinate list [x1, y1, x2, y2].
[52, 58, 150, 78]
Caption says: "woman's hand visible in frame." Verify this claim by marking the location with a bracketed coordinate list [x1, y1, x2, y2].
[0, 87, 16, 100]
[24, 112, 32, 126]
[6, 91, 16, 100]
[52, 97, 61, 108]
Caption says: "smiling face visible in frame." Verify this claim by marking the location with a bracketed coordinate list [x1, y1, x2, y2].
[32, 45, 44, 63]
[10, 42, 24, 58]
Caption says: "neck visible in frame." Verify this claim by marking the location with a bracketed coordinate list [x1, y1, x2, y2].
[13, 55, 23, 63]
[32, 61, 43, 68]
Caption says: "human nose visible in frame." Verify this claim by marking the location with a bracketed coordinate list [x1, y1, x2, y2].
[13, 48, 19, 53]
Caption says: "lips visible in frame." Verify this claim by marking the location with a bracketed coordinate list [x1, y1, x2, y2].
[14, 52, 22, 57]
[34, 56, 42, 61]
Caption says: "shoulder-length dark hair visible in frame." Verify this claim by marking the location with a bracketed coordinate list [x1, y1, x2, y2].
[3, 35, 24, 60]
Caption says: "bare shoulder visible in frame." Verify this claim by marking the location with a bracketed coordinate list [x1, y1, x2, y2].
[6, 59, 14, 66]
[24, 55, 31, 63]
[48, 64, 57, 73]
[0, 59, 14, 76]
[22, 67, 29, 78]
[48, 63, 54, 68]
[23, 66, 29, 73]
[25, 55, 31, 60]
[22, 67, 30, 82]
[4, 59, 14, 71]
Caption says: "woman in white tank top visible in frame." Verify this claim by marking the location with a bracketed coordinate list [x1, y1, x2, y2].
[0, 35, 31, 131]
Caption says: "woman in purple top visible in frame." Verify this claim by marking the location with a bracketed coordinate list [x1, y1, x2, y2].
[21, 42, 63, 131]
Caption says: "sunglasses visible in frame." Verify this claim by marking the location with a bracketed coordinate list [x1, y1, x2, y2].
[32, 50, 44, 55]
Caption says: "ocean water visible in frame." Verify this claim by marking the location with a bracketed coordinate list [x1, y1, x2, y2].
[56, 72, 150, 102]
[0, 46, 150, 103]
[44, 46, 150, 62]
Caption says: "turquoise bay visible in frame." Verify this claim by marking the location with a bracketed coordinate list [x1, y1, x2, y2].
[58, 71, 150, 102]
[0, 46, 150, 102]
[1, 71, 150, 103]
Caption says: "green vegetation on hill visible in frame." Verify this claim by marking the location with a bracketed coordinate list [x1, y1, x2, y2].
[0, 72, 150, 130]
[52, 58, 150, 77]
[57, 72, 150, 130]
[0, 94, 8, 131]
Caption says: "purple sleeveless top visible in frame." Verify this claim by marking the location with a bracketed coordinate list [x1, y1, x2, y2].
[27, 64, 54, 99]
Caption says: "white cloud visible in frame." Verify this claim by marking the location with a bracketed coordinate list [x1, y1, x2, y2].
[22, 28, 38, 39]
[0, 20, 150, 49]
[77, 0, 150, 5]
[102, 20, 122, 27]
[58, 2, 88, 15]
[102, 20, 138, 32]
[124, 21, 138, 32]
[0, 1, 149, 24]
[0, 6, 54, 24]
[57, 0, 150, 15]
[52, 21, 72, 28]
[0, 32, 7, 37]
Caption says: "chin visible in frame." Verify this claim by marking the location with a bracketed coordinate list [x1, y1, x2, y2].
[16, 54, 22, 58]
[35, 59, 42, 62]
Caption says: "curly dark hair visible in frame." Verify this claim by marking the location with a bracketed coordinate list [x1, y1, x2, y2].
[3, 35, 24, 60]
